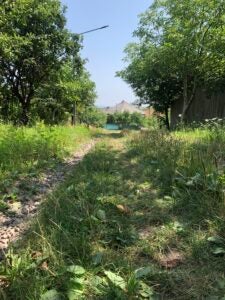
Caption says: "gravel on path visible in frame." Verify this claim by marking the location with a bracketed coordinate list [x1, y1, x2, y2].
[0, 139, 97, 259]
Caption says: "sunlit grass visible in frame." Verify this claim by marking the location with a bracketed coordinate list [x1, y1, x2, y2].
[1, 127, 225, 299]
[0, 124, 92, 213]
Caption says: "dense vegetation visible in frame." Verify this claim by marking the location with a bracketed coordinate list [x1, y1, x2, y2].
[81, 107, 107, 128]
[1, 125, 225, 299]
[118, 0, 225, 127]
[0, 0, 225, 299]
[107, 112, 145, 129]
[0, 0, 96, 125]
[0, 124, 92, 214]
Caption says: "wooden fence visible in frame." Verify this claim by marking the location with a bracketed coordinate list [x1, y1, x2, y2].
[171, 89, 225, 127]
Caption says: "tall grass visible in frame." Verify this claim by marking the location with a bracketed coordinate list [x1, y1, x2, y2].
[0, 124, 91, 211]
[1, 128, 225, 299]
[0, 124, 91, 172]
[129, 127, 225, 222]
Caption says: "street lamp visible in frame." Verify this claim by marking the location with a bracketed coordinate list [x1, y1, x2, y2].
[78, 25, 109, 36]
[72, 25, 109, 126]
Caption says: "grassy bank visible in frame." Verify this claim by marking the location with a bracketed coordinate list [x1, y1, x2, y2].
[0, 124, 92, 213]
[1, 128, 225, 299]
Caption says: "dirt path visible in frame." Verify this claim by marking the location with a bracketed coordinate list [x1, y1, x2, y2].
[0, 139, 97, 259]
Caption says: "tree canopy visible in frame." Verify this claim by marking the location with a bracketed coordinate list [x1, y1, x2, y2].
[33, 61, 96, 125]
[0, 0, 95, 125]
[118, 0, 225, 125]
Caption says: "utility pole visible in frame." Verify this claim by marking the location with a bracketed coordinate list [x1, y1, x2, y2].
[71, 25, 109, 126]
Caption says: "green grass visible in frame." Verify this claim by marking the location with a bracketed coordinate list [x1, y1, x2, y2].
[0, 124, 92, 212]
[0, 124, 91, 170]
[1, 128, 225, 299]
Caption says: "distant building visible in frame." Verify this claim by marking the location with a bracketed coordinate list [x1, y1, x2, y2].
[101, 100, 145, 115]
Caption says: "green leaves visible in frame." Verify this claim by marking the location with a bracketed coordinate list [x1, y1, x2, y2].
[0, 0, 84, 125]
[96, 209, 106, 221]
[134, 267, 151, 279]
[91, 252, 103, 266]
[104, 267, 153, 297]
[212, 248, 225, 255]
[81, 107, 106, 128]
[67, 278, 85, 300]
[207, 236, 224, 244]
[139, 282, 155, 298]
[104, 271, 126, 291]
[67, 265, 86, 276]
[208, 236, 225, 255]
[40, 290, 61, 300]
[66, 266, 86, 299]
[119, 0, 225, 124]
[40, 266, 86, 300]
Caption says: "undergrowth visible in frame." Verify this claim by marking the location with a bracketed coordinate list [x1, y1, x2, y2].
[1, 128, 225, 299]
[0, 124, 91, 212]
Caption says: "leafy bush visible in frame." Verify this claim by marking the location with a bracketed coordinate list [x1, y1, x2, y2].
[143, 116, 160, 129]
[81, 107, 107, 128]
[107, 112, 144, 129]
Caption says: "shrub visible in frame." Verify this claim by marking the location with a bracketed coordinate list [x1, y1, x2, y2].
[81, 107, 107, 128]
[107, 112, 144, 129]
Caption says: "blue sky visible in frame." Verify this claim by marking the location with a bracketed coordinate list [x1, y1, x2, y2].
[61, 0, 151, 107]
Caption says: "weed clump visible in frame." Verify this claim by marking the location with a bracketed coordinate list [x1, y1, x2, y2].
[129, 129, 225, 222]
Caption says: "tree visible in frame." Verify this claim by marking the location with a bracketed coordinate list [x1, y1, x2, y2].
[32, 62, 96, 124]
[107, 112, 144, 129]
[119, 0, 225, 124]
[129, 112, 145, 129]
[136, 0, 225, 122]
[0, 0, 82, 125]
[118, 43, 182, 130]
[80, 107, 107, 128]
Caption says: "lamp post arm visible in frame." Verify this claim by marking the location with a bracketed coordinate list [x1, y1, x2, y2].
[78, 25, 109, 36]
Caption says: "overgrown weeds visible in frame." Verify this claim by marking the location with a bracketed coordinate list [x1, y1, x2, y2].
[0, 124, 91, 212]
[1, 128, 225, 299]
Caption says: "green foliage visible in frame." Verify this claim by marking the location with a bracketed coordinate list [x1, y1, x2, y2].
[40, 290, 61, 300]
[118, 44, 181, 129]
[0, 0, 86, 125]
[0, 124, 90, 171]
[107, 112, 144, 129]
[80, 107, 107, 128]
[0, 138, 157, 299]
[0, 124, 91, 214]
[0, 199, 9, 212]
[104, 271, 126, 291]
[32, 64, 96, 125]
[208, 236, 225, 255]
[119, 0, 225, 123]
[2, 127, 225, 299]
[39, 265, 86, 299]
[143, 116, 160, 129]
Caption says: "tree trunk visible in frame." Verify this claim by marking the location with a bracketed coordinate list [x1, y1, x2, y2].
[71, 102, 76, 126]
[181, 75, 197, 123]
[20, 104, 29, 126]
[164, 107, 170, 130]
[181, 75, 188, 123]
[2, 96, 9, 122]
